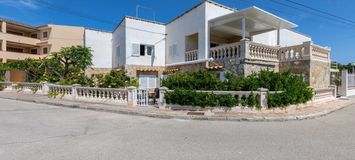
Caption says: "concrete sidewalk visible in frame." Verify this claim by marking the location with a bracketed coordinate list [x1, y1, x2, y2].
[0, 92, 354, 122]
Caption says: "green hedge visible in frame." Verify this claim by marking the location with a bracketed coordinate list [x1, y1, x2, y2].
[163, 70, 313, 109]
[165, 89, 260, 108]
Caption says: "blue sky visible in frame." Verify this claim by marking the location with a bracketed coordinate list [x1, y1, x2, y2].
[0, 0, 354, 64]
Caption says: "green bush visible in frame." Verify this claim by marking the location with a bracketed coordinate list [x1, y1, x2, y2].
[163, 70, 313, 109]
[267, 75, 313, 108]
[165, 89, 240, 108]
[96, 70, 138, 88]
[162, 70, 222, 90]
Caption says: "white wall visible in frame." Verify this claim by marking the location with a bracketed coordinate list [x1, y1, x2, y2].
[125, 18, 166, 66]
[85, 29, 112, 68]
[166, 2, 233, 65]
[112, 20, 126, 68]
[252, 29, 312, 47]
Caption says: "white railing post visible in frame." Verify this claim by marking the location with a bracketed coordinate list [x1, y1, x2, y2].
[127, 86, 137, 106]
[258, 88, 268, 108]
[328, 85, 337, 98]
[11, 83, 17, 92]
[159, 87, 168, 109]
[340, 70, 348, 97]
[240, 39, 250, 59]
[71, 84, 81, 100]
[41, 81, 50, 94]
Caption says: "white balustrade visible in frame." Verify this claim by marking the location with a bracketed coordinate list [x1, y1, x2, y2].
[249, 42, 279, 61]
[76, 87, 128, 104]
[16, 82, 43, 93]
[48, 84, 73, 97]
[278, 44, 306, 61]
[185, 49, 198, 61]
[209, 42, 242, 60]
[0, 82, 12, 90]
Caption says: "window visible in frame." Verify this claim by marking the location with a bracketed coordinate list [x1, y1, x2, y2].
[30, 49, 37, 54]
[42, 31, 48, 38]
[132, 43, 154, 57]
[169, 44, 177, 57]
[146, 45, 154, 56]
[43, 47, 48, 54]
[7, 47, 23, 53]
[31, 34, 37, 38]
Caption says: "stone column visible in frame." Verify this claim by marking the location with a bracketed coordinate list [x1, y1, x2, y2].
[241, 17, 247, 40]
[1, 21, 6, 33]
[277, 28, 281, 46]
[4, 71, 10, 82]
[127, 86, 137, 106]
[159, 87, 168, 109]
[340, 70, 348, 97]
[328, 85, 337, 98]
[1, 40, 6, 51]
[41, 81, 50, 94]
[257, 88, 269, 108]
[71, 84, 81, 100]
[240, 39, 250, 59]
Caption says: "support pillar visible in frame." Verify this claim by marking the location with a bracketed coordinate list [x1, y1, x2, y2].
[1, 40, 6, 51]
[242, 17, 247, 40]
[1, 21, 6, 33]
[71, 84, 81, 100]
[277, 28, 281, 46]
[340, 70, 348, 97]
[127, 86, 137, 106]
[159, 87, 168, 109]
[41, 81, 50, 94]
[5, 71, 10, 82]
[258, 88, 269, 108]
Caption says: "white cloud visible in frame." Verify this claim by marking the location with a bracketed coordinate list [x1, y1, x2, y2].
[0, 0, 40, 9]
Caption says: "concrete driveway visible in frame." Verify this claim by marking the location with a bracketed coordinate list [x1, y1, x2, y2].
[0, 98, 355, 160]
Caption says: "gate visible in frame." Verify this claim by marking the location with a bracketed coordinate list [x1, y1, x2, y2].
[137, 89, 149, 106]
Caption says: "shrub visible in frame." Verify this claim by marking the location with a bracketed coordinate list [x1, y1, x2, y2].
[165, 89, 239, 108]
[163, 70, 313, 109]
[267, 74, 313, 108]
[162, 70, 222, 90]
[96, 70, 138, 88]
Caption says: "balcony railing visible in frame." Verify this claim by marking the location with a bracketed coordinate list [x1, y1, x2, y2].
[183, 41, 330, 63]
[249, 42, 279, 61]
[185, 49, 198, 61]
[209, 42, 242, 60]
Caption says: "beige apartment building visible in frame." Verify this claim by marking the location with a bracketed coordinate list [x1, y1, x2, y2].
[0, 18, 84, 81]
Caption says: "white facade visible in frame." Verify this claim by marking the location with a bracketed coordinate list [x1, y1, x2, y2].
[165, 2, 233, 64]
[108, 1, 318, 68]
[112, 17, 166, 68]
[84, 29, 112, 68]
[252, 29, 311, 47]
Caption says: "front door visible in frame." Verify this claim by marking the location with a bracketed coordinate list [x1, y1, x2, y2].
[138, 74, 157, 89]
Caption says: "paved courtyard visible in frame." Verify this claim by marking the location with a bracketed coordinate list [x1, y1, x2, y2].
[1, 98, 355, 160]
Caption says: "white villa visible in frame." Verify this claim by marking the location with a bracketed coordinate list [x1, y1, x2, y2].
[79, 0, 331, 89]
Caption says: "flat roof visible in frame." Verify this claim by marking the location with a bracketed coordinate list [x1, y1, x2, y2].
[210, 6, 297, 29]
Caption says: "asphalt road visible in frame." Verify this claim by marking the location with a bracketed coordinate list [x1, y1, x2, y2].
[1, 98, 355, 160]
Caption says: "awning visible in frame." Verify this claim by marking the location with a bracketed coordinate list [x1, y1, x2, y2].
[209, 6, 297, 37]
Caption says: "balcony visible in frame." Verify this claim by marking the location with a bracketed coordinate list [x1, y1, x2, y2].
[183, 40, 330, 64]
[208, 41, 279, 62]
[0, 32, 40, 46]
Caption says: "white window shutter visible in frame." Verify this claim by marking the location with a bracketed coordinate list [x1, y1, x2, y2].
[132, 43, 140, 57]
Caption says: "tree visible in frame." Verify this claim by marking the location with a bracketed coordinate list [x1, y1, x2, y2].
[49, 46, 93, 79]
[5, 59, 45, 82]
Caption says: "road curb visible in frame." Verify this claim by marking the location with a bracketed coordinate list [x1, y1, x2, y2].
[0, 96, 352, 122]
